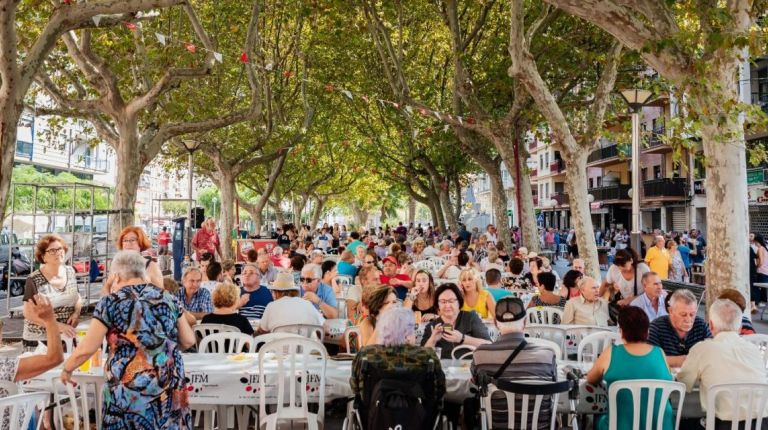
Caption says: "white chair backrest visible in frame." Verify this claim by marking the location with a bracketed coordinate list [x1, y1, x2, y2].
[527, 307, 564, 325]
[608, 379, 686, 430]
[198, 332, 256, 353]
[743, 334, 768, 369]
[51, 375, 105, 430]
[344, 327, 361, 354]
[0, 391, 48, 430]
[0, 381, 18, 396]
[336, 275, 353, 287]
[526, 338, 563, 360]
[577, 331, 621, 363]
[564, 326, 612, 356]
[192, 323, 238, 346]
[452, 344, 477, 360]
[258, 337, 327, 428]
[413, 260, 433, 273]
[705, 383, 768, 430]
[481, 379, 571, 430]
[524, 326, 567, 359]
[273, 324, 325, 341]
[252, 332, 304, 351]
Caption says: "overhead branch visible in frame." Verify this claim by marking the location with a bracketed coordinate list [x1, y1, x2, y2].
[584, 40, 622, 146]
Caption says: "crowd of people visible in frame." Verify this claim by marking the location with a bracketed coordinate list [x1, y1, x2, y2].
[1, 219, 765, 430]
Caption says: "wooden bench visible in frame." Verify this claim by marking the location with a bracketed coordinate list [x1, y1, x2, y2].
[661, 279, 706, 309]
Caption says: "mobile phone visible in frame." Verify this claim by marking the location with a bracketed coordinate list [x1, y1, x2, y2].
[443, 324, 453, 333]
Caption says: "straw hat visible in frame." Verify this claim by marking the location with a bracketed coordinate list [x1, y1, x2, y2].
[268, 272, 299, 291]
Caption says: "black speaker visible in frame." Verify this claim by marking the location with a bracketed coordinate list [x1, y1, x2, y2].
[191, 207, 204, 229]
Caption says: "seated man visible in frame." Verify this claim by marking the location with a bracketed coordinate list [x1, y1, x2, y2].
[237, 263, 273, 319]
[717, 288, 755, 335]
[259, 272, 324, 333]
[176, 267, 213, 320]
[562, 276, 610, 326]
[630, 272, 668, 321]
[677, 299, 767, 428]
[256, 254, 278, 285]
[472, 297, 557, 429]
[379, 256, 413, 300]
[300, 263, 338, 319]
[648, 289, 711, 367]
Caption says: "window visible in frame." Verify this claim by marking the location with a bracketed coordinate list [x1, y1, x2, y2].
[641, 168, 648, 181]
[589, 178, 594, 188]
[596, 177, 602, 187]
[653, 165, 661, 179]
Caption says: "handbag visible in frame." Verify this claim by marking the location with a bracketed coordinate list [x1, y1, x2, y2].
[608, 264, 637, 323]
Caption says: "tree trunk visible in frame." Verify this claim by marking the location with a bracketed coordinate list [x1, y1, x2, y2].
[0, 102, 20, 223]
[310, 195, 326, 229]
[518, 153, 540, 252]
[407, 198, 416, 225]
[487, 163, 514, 253]
[452, 175, 462, 224]
[561, 149, 600, 278]
[272, 200, 285, 227]
[351, 203, 369, 228]
[247, 207, 263, 237]
[438, 186, 458, 233]
[216, 173, 236, 261]
[112, 126, 143, 239]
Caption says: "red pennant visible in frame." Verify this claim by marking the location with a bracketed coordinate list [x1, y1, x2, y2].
[185, 43, 196, 53]
[282, 70, 295, 78]
[361, 95, 369, 103]
[324, 83, 334, 92]
[392, 102, 400, 109]
[341, 140, 350, 147]
[425, 126, 434, 135]
[62, 0, 73, 4]
[125, 22, 137, 31]
[466, 116, 476, 125]
[419, 108, 428, 116]
[240, 52, 249, 63]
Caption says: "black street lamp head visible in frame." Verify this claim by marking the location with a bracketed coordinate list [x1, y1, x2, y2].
[619, 89, 654, 113]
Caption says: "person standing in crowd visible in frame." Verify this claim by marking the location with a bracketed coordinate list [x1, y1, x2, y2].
[587, 306, 675, 430]
[202, 282, 254, 335]
[300, 263, 338, 319]
[61, 251, 196, 429]
[23, 234, 82, 349]
[600, 248, 650, 306]
[483, 224, 498, 246]
[472, 297, 556, 429]
[649, 289, 712, 367]
[176, 267, 212, 320]
[666, 239, 688, 282]
[630, 272, 668, 321]
[645, 235, 671, 280]
[238, 263, 273, 320]
[689, 229, 707, 265]
[422, 283, 492, 358]
[677, 299, 767, 428]
[157, 226, 171, 255]
[258, 272, 324, 332]
[102, 226, 164, 295]
[562, 276, 610, 326]
[752, 233, 768, 310]
[675, 236, 692, 279]
[191, 218, 221, 261]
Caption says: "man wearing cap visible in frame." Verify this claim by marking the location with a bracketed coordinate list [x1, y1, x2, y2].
[379, 255, 413, 300]
[471, 297, 557, 429]
[258, 272, 324, 333]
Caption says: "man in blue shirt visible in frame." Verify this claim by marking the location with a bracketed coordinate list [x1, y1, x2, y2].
[630, 272, 668, 321]
[176, 267, 212, 319]
[238, 263, 273, 319]
[675, 236, 692, 277]
[346, 231, 365, 255]
[300, 263, 338, 318]
[648, 288, 711, 367]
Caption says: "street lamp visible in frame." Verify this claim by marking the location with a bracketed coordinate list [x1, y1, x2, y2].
[182, 140, 202, 258]
[619, 89, 654, 253]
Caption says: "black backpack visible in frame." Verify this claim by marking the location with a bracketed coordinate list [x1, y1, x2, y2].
[360, 361, 439, 430]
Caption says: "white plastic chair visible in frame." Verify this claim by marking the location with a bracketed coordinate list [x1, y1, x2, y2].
[608, 379, 686, 430]
[272, 324, 325, 341]
[199, 332, 256, 353]
[193, 323, 238, 347]
[0, 391, 48, 430]
[252, 332, 304, 351]
[51, 375, 105, 430]
[258, 337, 327, 430]
[564, 325, 612, 357]
[451, 344, 477, 360]
[577, 331, 621, 363]
[527, 307, 564, 325]
[413, 260, 433, 273]
[743, 334, 768, 368]
[336, 275, 353, 289]
[524, 325, 567, 359]
[705, 383, 768, 430]
[344, 327, 361, 354]
[526, 338, 563, 360]
[0, 381, 18, 396]
[480, 379, 572, 430]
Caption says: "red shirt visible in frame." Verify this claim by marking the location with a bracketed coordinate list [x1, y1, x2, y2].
[157, 231, 171, 246]
[191, 228, 220, 259]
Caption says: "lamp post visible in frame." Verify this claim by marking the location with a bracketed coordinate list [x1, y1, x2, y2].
[619, 89, 654, 254]
[182, 140, 202, 258]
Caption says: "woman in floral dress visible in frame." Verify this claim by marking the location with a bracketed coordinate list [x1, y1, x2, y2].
[666, 240, 689, 282]
[61, 251, 196, 429]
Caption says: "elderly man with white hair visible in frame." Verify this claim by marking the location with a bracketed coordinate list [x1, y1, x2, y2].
[677, 299, 768, 428]
[300, 263, 338, 319]
[649, 289, 712, 367]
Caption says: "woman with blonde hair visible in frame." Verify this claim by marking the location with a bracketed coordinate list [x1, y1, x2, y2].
[458, 269, 496, 319]
[201, 282, 254, 335]
[411, 239, 426, 262]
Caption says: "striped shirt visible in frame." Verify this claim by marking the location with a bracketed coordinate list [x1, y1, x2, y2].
[239, 286, 273, 319]
[648, 315, 712, 356]
[175, 286, 213, 314]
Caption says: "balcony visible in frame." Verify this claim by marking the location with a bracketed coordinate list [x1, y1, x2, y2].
[529, 168, 538, 177]
[15, 140, 33, 159]
[529, 139, 537, 150]
[532, 196, 539, 207]
[589, 184, 631, 202]
[73, 155, 108, 173]
[644, 125, 671, 153]
[643, 177, 687, 198]
[551, 192, 569, 206]
[549, 159, 565, 174]
[587, 144, 630, 167]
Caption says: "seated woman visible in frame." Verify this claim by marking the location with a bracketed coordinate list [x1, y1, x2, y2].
[201, 282, 254, 335]
[336, 250, 358, 280]
[321, 260, 340, 295]
[587, 306, 674, 430]
[527, 272, 567, 309]
[559, 269, 583, 299]
[458, 269, 496, 320]
[422, 283, 492, 359]
[351, 306, 446, 404]
[404, 270, 437, 322]
[359, 286, 398, 347]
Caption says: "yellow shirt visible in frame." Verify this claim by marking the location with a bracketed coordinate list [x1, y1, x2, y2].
[645, 246, 671, 279]
[462, 289, 491, 319]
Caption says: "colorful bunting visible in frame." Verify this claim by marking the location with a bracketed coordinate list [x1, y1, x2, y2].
[185, 43, 196, 53]
[92, 15, 102, 26]
[324, 83, 335, 92]
[240, 52, 249, 63]
[125, 22, 137, 31]
[155, 33, 166, 45]
[213, 52, 223, 63]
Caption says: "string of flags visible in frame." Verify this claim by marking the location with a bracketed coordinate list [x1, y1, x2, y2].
[80, 7, 478, 137]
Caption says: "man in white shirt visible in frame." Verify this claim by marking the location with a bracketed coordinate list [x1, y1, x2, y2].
[258, 272, 324, 333]
[422, 238, 439, 258]
[629, 272, 668, 321]
[562, 276, 610, 326]
[483, 224, 498, 245]
[676, 299, 767, 425]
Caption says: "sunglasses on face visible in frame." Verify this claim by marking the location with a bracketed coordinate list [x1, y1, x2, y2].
[299, 277, 316, 283]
